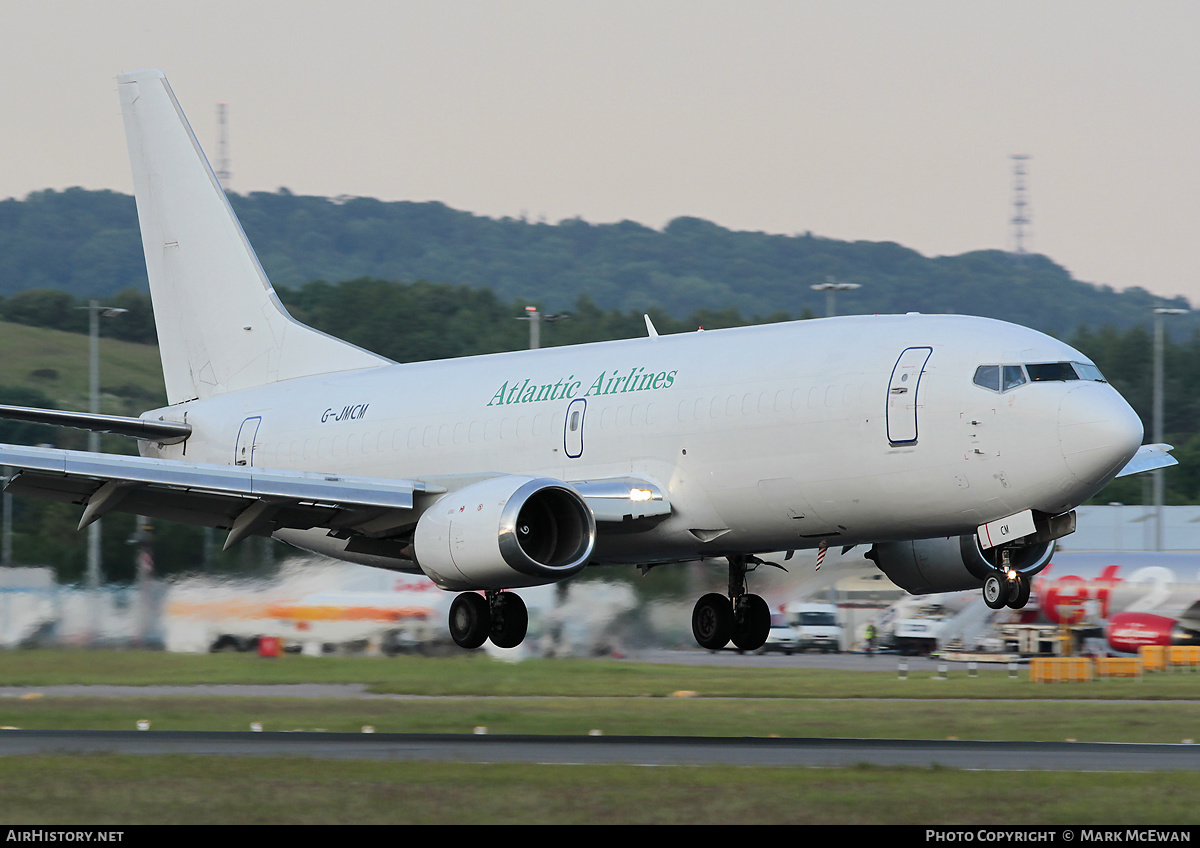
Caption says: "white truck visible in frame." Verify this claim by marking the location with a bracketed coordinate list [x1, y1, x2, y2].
[785, 602, 843, 653]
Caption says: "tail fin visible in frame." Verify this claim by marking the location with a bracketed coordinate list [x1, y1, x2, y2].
[118, 70, 390, 405]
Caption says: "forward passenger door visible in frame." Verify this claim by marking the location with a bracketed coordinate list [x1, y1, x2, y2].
[886, 347, 932, 445]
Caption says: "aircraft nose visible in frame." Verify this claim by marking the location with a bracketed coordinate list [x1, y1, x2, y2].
[1058, 384, 1143, 486]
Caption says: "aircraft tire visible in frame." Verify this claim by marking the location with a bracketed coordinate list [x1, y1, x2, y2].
[982, 574, 1008, 610]
[692, 593, 734, 650]
[731, 594, 771, 652]
[1007, 575, 1031, 609]
[490, 592, 529, 649]
[449, 593, 491, 650]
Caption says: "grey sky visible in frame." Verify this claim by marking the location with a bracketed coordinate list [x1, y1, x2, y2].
[2, 1, 1197, 306]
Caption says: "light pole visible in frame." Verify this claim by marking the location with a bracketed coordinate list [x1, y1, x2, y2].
[1, 465, 10, 568]
[517, 304, 570, 654]
[811, 280, 861, 317]
[517, 306, 567, 350]
[1152, 306, 1187, 550]
[78, 301, 127, 592]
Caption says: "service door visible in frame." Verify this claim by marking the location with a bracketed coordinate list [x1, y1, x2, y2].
[886, 347, 932, 445]
[235, 416, 261, 466]
[564, 399, 586, 459]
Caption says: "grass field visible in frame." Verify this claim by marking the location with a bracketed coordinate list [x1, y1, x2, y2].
[0, 320, 163, 414]
[1, 756, 1196, 826]
[0, 650, 1197, 824]
[0, 648, 1196, 701]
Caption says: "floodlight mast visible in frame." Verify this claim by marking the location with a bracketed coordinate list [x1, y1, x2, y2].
[1152, 306, 1188, 550]
[810, 280, 860, 317]
[76, 302, 128, 610]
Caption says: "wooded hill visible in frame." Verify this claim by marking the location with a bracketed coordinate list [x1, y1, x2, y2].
[3, 289, 1200, 581]
[2, 187, 1199, 580]
[1, 188, 1192, 338]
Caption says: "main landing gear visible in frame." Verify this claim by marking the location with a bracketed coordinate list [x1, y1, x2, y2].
[449, 590, 529, 649]
[981, 548, 1032, 611]
[692, 555, 772, 652]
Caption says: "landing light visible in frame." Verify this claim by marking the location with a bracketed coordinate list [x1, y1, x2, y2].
[629, 488, 653, 502]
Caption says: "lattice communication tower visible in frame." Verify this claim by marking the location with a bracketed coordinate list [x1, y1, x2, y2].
[1010, 154, 1031, 256]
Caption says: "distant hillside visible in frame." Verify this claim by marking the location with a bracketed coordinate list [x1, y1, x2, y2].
[0, 320, 164, 416]
[0, 187, 1192, 338]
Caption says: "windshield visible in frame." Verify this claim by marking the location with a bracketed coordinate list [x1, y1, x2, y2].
[974, 361, 1106, 394]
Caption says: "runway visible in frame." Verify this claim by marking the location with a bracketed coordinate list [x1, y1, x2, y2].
[0, 651, 1193, 771]
[1, 729, 1198, 771]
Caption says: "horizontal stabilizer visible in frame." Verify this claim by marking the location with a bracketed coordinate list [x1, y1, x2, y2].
[0, 404, 191, 444]
[1114, 443, 1177, 478]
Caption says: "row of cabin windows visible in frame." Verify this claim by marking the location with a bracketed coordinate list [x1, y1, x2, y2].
[261, 384, 863, 465]
[972, 361, 1106, 394]
[263, 403, 655, 465]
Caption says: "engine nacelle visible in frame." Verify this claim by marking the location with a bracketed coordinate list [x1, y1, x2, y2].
[1107, 612, 1200, 653]
[867, 535, 1054, 595]
[413, 476, 596, 591]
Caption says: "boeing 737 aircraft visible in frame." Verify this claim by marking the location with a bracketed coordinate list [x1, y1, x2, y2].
[1027, 552, 1200, 652]
[0, 70, 1177, 652]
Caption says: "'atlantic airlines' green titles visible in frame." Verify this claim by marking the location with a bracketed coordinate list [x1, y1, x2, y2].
[487, 367, 678, 407]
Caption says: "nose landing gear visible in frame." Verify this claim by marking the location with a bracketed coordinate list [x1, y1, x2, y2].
[982, 548, 1033, 610]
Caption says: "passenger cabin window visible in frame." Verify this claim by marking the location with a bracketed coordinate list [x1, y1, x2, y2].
[973, 361, 1105, 394]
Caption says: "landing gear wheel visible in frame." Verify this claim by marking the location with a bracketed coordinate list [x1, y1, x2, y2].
[489, 592, 529, 649]
[692, 593, 734, 650]
[983, 574, 1008, 610]
[449, 593, 490, 649]
[731, 594, 771, 652]
[1007, 574, 1031, 609]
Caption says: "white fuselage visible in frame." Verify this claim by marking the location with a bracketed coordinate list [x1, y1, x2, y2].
[140, 313, 1142, 570]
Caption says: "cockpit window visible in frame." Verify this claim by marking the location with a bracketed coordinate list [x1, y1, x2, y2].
[974, 360, 1107, 393]
[1002, 365, 1027, 391]
[972, 365, 1000, 391]
[1027, 362, 1079, 382]
[1073, 362, 1107, 382]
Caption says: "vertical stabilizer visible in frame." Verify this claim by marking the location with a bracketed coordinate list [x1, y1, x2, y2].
[118, 70, 390, 405]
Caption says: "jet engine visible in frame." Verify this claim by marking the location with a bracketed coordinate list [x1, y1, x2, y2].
[866, 534, 1054, 595]
[1107, 612, 1200, 653]
[413, 476, 596, 591]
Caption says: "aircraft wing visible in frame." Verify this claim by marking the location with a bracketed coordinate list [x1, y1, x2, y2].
[0, 443, 431, 550]
[1115, 443, 1177, 478]
[0, 443, 671, 551]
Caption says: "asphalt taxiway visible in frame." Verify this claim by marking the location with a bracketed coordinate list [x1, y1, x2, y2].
[0, 729, 1197, 771]
[0, 650, 1193, 770]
